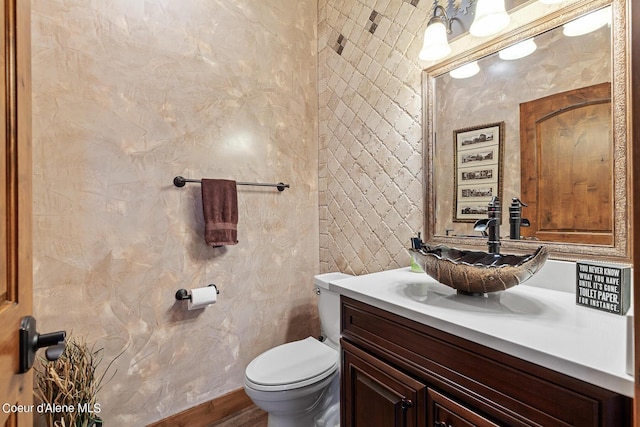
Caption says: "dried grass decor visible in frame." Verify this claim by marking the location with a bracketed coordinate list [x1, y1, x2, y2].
[34, 336, 117, 427]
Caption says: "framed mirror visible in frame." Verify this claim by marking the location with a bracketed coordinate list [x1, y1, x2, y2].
[422, 0, 630, 261]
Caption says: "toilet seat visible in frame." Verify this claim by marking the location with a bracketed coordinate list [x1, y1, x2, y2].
[245, 337, 338, 392]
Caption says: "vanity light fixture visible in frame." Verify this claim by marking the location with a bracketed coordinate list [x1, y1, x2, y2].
[498, 38, 537, 60]
[449, 61, 480, 79]
[419, 0, 477, 62]
[419, 0, 511, 62]
[469, 0, 510, 37]
[562, 7, 611, 37]
[419, 4, 452, 61]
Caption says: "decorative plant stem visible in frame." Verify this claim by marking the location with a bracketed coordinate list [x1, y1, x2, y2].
[34, 336, 119, 427]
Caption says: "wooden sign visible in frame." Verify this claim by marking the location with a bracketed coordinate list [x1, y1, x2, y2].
[576, 262, 631, 315]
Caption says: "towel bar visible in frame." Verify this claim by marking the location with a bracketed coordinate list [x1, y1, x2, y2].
[173, 176, 289, 192]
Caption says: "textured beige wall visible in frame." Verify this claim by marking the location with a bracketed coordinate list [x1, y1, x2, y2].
[318, 0, 427, 275]
[31, 0, 318, 425]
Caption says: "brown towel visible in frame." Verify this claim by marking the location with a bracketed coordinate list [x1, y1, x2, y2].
[201, 179, 239, 246]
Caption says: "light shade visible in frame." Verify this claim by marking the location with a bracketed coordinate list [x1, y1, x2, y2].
[449, 61, 480, 79]
[538, 0, 565, 4]
[499, 38, 537, 60]
[419, 18, 451, 61]
[470, 0, 510, 37]
[563, 7, 611, 37]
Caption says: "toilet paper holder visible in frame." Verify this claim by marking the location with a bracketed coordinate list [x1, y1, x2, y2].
[175, 284, 219, 301]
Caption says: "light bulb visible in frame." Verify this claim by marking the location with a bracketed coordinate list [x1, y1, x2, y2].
[563, 7, 611, 37]
[470, 0, 510, 37]
[419, 19, 451, 61]
[499, 39, 537, 60]
[449, 61, 480, 79]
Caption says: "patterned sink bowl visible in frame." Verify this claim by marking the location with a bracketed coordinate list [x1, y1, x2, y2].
[410, 245, 549, 294]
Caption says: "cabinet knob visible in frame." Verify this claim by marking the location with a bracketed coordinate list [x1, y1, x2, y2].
[400, 399, 413, 427]
[435, 422, 452, 427]
[401, 399, 413, 410]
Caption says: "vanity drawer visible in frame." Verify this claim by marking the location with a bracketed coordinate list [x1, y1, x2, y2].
[341, 296, 631, 427]
[429, 388, 499, 427]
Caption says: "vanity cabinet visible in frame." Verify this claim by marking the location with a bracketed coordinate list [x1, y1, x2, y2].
[340, 297, 631, 427]
[342, 340, 426, 426]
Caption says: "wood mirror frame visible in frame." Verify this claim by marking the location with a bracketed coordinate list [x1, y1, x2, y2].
[422, 0, 630, 261]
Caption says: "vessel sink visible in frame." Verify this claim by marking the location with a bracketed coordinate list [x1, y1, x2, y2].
[410, 245, 548, 294]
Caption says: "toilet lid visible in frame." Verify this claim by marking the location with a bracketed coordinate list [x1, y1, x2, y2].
[245, 337, 337, 390]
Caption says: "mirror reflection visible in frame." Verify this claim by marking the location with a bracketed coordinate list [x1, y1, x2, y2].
[430, 5, 617, 249]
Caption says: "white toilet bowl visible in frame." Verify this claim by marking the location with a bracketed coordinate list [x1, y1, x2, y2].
[244, 337, 339, 427]
[243, 272, 352, 427]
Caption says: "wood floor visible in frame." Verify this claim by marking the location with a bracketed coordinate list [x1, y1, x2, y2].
[209, 405, 268, 427]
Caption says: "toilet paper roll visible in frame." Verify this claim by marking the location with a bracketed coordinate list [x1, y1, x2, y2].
[188, 286, 218, 310]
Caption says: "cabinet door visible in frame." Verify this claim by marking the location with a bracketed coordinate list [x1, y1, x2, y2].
[342, 340, 426, 427]
[429, 389, 500, 427]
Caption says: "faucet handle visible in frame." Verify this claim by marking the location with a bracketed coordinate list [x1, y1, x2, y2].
[511, 197, 528, 207]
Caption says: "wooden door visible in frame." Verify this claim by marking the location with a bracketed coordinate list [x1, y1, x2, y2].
[342, 340, 426, 427]
[0, 0, 32, 425]
[520, 82, 613, 245]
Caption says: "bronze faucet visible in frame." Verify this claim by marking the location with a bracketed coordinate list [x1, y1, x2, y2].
[473, 196, 501, 254]
[509, 197, 530, 240]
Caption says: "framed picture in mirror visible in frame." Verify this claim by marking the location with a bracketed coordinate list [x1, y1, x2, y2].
[453, 122, 504, 222]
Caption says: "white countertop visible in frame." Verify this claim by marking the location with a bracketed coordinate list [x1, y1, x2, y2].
[330, 267, 634, 397]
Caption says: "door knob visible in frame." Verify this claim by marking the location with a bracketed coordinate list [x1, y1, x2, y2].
[19, 316, 66, 373]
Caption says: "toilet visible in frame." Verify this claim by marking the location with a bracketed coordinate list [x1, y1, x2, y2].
[243, 272, 352, 427]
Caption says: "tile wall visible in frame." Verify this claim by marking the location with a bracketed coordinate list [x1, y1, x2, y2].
[318, 0, 429, 275]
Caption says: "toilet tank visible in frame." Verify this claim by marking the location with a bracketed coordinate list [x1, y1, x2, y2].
[314, 272, 352, 350]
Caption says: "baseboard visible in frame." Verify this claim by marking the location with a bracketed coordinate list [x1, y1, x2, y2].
[147, 388, 253, 427]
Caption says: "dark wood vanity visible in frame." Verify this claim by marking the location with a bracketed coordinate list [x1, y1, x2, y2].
[340, 296, 632, 426]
